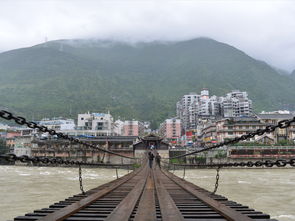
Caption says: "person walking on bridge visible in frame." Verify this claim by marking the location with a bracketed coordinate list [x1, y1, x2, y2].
[155, 152, 161, 168]
[148, 151, 154, 169]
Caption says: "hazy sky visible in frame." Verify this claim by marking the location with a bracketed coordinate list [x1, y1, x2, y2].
[1, 0, 295, 71]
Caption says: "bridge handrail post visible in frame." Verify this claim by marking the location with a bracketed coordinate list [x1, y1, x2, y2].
[182, 165, 186, 179]
[115, 167, 119, 179]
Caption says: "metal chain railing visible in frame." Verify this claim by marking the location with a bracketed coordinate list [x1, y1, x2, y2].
[0, 153, 134, 167]
[0, 110, 136, 160]
[115, 167, 119, 179]
[78, 164, 85, 194]
[168, 158, 295, 168]
[212, 166, 220, 194]
[182, 165, 186, 179]
[170, 116, 295, 159]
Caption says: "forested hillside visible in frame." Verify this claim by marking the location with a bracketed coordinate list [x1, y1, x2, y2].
[0, 38, 294, 127]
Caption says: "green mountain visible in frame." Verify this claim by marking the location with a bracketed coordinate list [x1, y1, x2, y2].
[0, 38, 295, 128]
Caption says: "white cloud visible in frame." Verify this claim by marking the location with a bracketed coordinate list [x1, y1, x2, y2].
[0, 0, 295, 71]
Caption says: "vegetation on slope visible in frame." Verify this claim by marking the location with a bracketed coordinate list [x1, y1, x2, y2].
[0, 38, 294, 128]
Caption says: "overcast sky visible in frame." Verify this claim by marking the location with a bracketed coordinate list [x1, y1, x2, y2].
[1, 0, 295, 71]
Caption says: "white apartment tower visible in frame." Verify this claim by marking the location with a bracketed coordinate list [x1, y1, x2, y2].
[176, 93, 200, 130]
[177, 89, 252, 130]
[221, 90, 253, 117]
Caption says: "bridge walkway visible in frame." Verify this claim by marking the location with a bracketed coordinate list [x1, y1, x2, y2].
[13, 162, 277, 221]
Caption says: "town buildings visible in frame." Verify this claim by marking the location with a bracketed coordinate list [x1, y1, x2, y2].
[122, 120, 145, 136]
[158, 118, 181, 143]
[176, 92, 200, 130]
[201, 112, 295, 146]
[257, 112, 295, 143]
[39, 118, 75, 131]
[13, 135, 34, 157]
[221, 90, 253, 118]
[176, 89, 253, 131]
[114, 119, 125, 136]
[77, 112, 114, 136]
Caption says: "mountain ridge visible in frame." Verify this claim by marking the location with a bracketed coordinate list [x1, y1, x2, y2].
[0, 38, 294, 128]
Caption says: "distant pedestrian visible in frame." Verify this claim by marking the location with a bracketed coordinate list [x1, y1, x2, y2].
[148, 151, 154, 168]
[155, 153, 161, 168]
[150, 144, 155, 150]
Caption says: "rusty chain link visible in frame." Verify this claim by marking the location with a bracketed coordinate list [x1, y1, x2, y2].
[0, 153, 133, 167]
[212, 167, 220, 194]
[0, 110, 136, 160]
[78, 164, 85, 195]
[170, 116, 295, 159]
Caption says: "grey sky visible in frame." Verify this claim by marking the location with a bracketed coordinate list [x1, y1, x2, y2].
[1, 0, 295, 71]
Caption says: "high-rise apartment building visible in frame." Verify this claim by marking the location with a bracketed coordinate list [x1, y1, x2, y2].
[176, 92, 200, 130]
[177, 89, 253, 130]
[221, 90, 252, 118]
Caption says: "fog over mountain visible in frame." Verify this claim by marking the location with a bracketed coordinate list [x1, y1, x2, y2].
[1, 1, 295, 71]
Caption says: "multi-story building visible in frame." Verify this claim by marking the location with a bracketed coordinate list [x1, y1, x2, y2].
[77, 112, 114, 136]
[177, 89, 253, 131]
[201, 122, 217, 145]
[201, 112, 295, 145]
[176, 92, 200, 130]
[257, 112, 295, 143]
[39, 117, 75, 131]
[221, 90, 252, 118]
[159, 118, 182, 143]
[13, 135, 34, 157]
[5, 129, 35, 151]
[113, 119, 124, 136]
[123, 121, 145, 136]
[216, 117, 266, 143]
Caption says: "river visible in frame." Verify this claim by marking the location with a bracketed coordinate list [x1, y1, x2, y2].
[0, 166, 294, 221]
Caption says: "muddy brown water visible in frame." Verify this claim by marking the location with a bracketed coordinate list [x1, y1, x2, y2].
[0, 166, 294, 221]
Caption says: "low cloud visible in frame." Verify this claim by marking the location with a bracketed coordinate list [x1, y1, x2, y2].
[0, 0, 295, 71]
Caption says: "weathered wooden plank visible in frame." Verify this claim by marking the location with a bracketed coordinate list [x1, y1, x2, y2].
[36, 167, 142, 221]
[134, 170, 157, 221]
[162, 169, 255, 221]
[104, 165, 148, 221]
[154, 168, 185, 221]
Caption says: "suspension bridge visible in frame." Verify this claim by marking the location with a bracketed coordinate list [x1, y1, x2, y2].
[1, 110, 295, 221]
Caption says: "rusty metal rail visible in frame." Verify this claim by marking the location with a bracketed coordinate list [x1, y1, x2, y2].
[13, 163, 277, 221]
